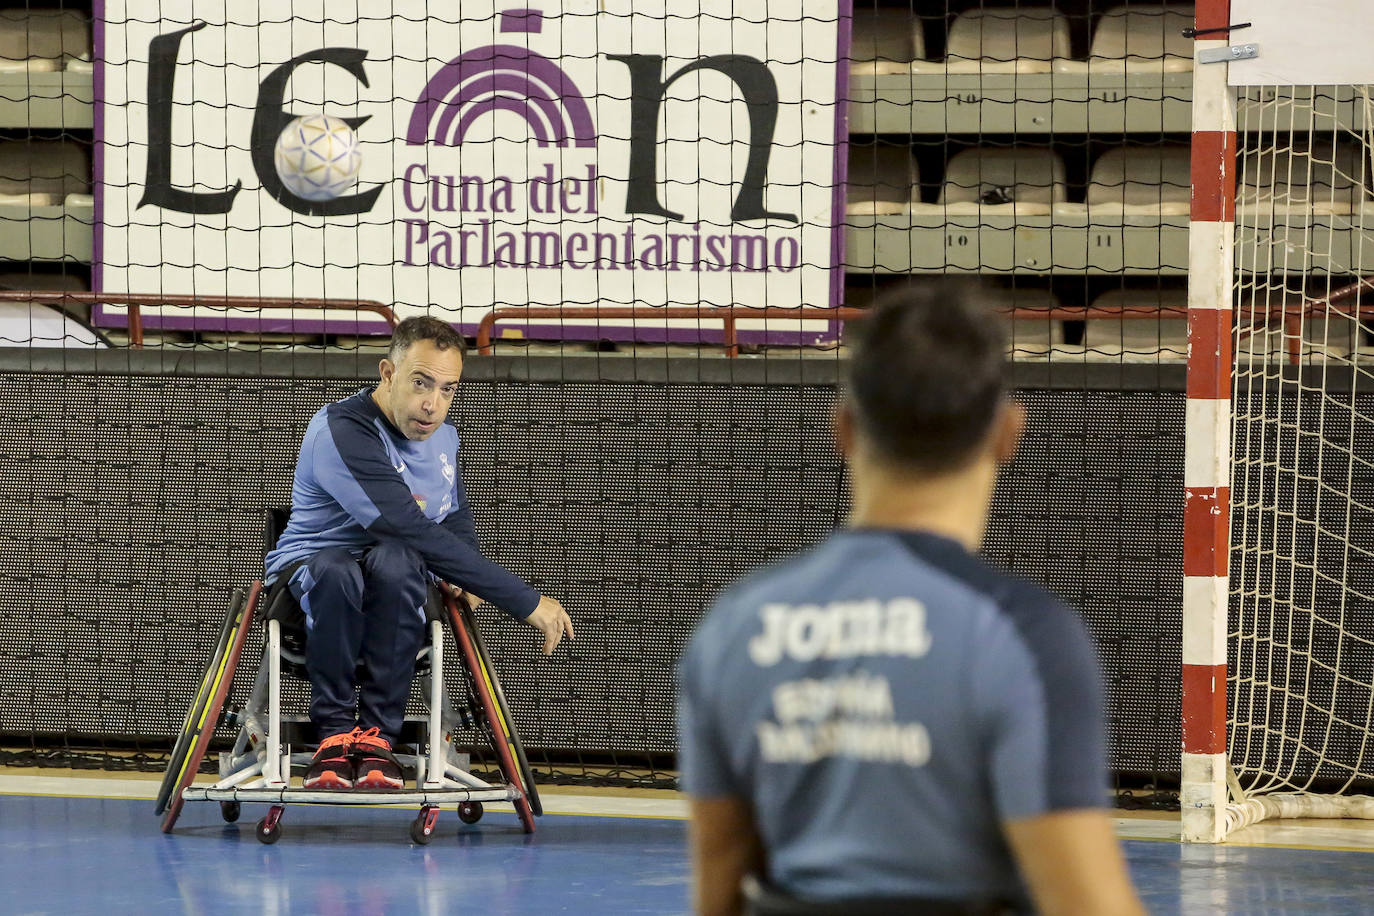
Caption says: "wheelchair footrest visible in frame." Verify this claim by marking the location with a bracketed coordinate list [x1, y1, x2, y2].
[183, 785, 519, 806]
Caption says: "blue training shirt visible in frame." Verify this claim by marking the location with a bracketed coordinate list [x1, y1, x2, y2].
[264, 388, 539, 618]
[677, 528, 1107, 907]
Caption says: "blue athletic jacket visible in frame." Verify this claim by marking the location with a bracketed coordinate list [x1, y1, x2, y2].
[263, 388, 539, 618]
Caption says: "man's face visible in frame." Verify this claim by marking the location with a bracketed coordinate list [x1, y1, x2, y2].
[374, 339, 464, 441]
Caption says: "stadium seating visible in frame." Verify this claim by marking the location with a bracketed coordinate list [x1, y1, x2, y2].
[932, 8, 1071, 75]
[0, 9, 89, 73]
[1054, 145, 1192, 218]
[846, 144, 919, 216]
[0, 5, 1237, 361]
[1237, 287, 1363, 361]
[1056, 4, 1195, 74]
[848, 8, 925, 75]
[929, 147, 1067, 217]
[0, 140, 89, 207]
[1002, 287, 1066, 358]
[1237, 141, 1367, 216]
[1303, 308, 1362, 358]
[1083, 287, 1188, 361]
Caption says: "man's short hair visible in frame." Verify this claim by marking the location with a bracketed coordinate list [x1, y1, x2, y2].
[845, 280, 1009, 473]
[388, 315, 467, 362]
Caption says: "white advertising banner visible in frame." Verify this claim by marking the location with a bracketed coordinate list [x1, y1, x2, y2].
[95, 1, 850, 344]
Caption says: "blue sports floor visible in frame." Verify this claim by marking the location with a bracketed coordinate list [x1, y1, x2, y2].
[4, 790, 1374, 915]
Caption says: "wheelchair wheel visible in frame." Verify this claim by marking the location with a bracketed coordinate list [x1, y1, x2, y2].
[154, 587, 246, 816]
[410, 805, 440, 845]
[459, 599, 543, 818]
[443, 589, 538, 833]
[256, 806, 283, 845]
[160, 581, 261, 834]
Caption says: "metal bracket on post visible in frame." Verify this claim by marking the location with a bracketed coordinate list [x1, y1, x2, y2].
[1182, 21, 1251, 39]
[1199, 43, 1259, 65]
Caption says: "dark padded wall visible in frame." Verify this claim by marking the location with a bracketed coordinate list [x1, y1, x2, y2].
[986, 387, 1183, 776]
[0, 357, 1183, 777]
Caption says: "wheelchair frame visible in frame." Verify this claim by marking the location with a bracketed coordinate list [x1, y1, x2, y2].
[156, 575, 541, 844]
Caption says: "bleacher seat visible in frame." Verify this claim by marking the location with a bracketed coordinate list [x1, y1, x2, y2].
[0, 9, 89, 73]
[1237, 141, 1367, 216]
[1233, 313, 1286, 362]
[1055, 4, 1194, 74]
[1235, 286, 1286, 362]
[1303, 308, 1361, 359]
[1055, 145, 1192, 218]
[1238, 288, 1360, 362]
[928, 8, 1071, 74]
[930, 147, 1067, 216]
[846, 144, 918, 216]
[0, 141, 90, 207]
[1083, 288, 1188, 361]
[1000, 287, 1066, 358]
[849, 9, 925, 75]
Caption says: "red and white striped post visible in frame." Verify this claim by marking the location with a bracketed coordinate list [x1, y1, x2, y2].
[1182, 0, 1236, 843]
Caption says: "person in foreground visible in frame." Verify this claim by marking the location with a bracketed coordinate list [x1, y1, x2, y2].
[677, 282, 1145, 916]
[264, 316, 572, 791]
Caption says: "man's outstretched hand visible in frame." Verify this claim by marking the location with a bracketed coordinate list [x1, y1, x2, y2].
[526, 595, 574, 655]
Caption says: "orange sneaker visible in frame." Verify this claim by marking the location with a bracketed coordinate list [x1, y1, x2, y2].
[304, 728, 360, 789]
[352, 727, 405, 790]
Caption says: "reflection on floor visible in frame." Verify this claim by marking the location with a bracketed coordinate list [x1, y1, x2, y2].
[1115, 810, 1374, 853]
[1, 791, 691, 916]
[3, 774, 1374, 915]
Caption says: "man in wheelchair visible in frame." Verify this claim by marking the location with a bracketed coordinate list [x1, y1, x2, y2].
[263, 316, 573, 791]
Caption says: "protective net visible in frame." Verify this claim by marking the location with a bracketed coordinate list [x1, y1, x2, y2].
[1, 1, 1193, 803]
[1225, 84, 1374, 830]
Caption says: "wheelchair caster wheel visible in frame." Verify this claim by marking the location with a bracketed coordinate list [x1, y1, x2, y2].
[457, 801, 483, 824]
[411, 806, 440, 845]
[220, 801, 241, 823]
[256, 806, 284, 844]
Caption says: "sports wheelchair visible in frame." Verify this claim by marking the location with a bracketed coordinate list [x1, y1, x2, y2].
[155, 509, 542, 844]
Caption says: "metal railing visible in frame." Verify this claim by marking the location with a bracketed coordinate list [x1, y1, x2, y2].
[0, 291, 397, 347]
[476, 306, 869, 357]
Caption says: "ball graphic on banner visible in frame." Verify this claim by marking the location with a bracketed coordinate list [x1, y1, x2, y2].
[272, 114, 363, 201]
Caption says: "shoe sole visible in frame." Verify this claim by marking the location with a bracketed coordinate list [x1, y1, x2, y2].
[304, 769, 353, 790]
[354, 769, 404, 790]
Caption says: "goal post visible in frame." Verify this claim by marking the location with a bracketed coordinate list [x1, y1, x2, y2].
[1181, 0, 1236, 844]
[1184, 0, 1374, 842]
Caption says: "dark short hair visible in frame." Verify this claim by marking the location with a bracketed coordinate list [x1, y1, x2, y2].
[845, 280, 1008, 473]
[388, 315, 467, 362]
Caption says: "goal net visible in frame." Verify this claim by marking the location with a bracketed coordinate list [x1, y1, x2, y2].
[1215, 83, 1374, 836]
